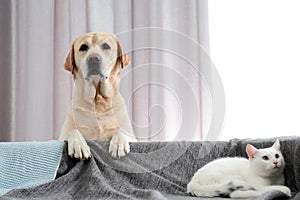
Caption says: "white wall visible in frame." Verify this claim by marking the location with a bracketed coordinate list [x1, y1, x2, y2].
[208, 0, 300, 140]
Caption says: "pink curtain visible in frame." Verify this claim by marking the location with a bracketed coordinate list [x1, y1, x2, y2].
[0, 0, 214, 142]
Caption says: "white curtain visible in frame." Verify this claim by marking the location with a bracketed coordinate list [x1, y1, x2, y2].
[0, 0, 214, 142]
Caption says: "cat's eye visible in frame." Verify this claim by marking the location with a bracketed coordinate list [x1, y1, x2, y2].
[262, 156, 269, 160]
[79, 44, 89, 51]
[275, 154, 279, 159]
[101, 43, 111, 50]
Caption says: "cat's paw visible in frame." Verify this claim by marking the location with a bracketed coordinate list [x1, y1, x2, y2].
[275, 186, 291, 197]
[230, 190, 260, 198]
[227, 180, 256, 192]
[213, 180, 255, 197]
[262, 185, 291, 197]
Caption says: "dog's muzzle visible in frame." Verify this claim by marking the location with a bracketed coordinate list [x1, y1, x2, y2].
[87, 54, 102, 77]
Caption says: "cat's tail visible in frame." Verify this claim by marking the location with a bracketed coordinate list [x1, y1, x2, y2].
[187, 180, 256, 197]
[187, 181, 225, 197]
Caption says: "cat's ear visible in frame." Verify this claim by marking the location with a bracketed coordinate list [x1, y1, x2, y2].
[272, 139, 280, 150]
[246, 144, 258, 159]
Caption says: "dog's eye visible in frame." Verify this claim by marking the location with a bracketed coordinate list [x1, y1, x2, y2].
[262, 156, 269, 160]
[79, 44, 89, 51]
[101, 43, 111, 50]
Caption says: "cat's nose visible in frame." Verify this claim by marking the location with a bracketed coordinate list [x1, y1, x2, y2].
[273, 161, 278, 165]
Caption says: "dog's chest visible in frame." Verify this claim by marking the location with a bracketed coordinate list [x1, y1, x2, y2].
[72, 101, 118, 140]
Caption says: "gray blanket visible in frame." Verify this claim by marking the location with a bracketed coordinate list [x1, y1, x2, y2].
[1, 137, 300, 200]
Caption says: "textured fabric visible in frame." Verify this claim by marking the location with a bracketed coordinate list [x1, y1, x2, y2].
[1, 137, 299, 199]
[0, 0, 212, 142]
[0, 141, 64, 195]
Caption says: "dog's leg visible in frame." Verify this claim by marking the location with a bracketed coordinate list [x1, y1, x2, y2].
[67, 130, 91, 160]
[109, 128, 130, 158]
[60, 106, 92, 160]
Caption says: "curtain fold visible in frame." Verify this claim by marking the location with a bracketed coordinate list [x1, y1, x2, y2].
[0, 0, 211, 142]
[0, 0, 13, 141]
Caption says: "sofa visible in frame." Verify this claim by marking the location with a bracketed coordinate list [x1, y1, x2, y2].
[1, 136, 300, 200]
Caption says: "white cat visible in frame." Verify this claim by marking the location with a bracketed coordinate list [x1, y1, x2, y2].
[187, 139, 291, 198]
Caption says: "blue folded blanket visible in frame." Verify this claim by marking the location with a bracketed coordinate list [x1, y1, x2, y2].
[0, 140, 64, 195]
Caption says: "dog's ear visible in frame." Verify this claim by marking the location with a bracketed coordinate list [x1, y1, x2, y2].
[116, 39, 130, 69]
[64, 43, 77, 76]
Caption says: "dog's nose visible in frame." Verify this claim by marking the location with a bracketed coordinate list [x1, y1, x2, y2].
[87, 53, 102, 77]
[87, 54, 101, 63]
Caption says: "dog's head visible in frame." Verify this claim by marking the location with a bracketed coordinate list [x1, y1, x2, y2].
[64, 32, 130, 82]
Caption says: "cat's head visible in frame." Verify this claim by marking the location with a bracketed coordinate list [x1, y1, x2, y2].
[246, 139, 285, 178]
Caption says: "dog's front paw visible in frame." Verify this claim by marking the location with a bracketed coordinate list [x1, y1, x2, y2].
[109, 132, 130, 159]
[67, 130, 91, 160]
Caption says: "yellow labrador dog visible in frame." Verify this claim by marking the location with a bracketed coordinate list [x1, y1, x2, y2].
[59, 32, 136, 159]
